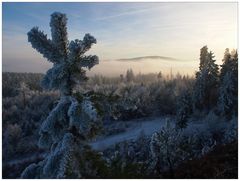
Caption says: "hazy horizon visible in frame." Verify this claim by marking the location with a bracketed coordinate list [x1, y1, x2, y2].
[3, 2, 238, 76]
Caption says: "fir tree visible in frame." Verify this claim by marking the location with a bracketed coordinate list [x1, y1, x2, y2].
[218, 71, 236, 116]
[220, 49, 238, 91]
[193, 46, 219, 110]
[199, 45, 209, 71]
[218, 49, 238, 116]
[205, 51, 219, 108]
[18, 82, 30, 108]
[157, 71, 162, 79]
[126, 69, 134, 82]
[193, 68, 208, 110]
[21, 12, 100, 179]
[206, 51, 219, 87]
[176, 91, 192, 129]
[220, 49, 230, 79]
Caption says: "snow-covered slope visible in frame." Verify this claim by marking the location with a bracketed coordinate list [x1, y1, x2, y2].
[90, 116, 171, 150]
[6, 116, 170, 168]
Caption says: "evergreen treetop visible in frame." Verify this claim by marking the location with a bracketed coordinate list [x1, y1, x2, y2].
[28, 12, 99, 96]
[22, 12, 100, 179]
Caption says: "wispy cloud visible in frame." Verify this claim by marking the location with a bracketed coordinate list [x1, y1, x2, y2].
[2, 2, 237, 75]
[116, 55, 180, 62]
[94, 7, 156, 21]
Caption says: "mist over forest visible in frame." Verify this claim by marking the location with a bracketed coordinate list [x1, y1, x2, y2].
[3, 46, 238, 178]
[2, 5, 238, 179]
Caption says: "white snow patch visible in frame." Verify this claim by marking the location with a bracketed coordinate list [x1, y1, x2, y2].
[90, 116, 171, 150]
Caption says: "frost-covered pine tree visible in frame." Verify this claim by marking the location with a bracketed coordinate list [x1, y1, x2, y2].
[193, 66, 208, 110]
[18, 82, 30, 108]
[176, 91, 192, 129]
[150, 121, 182, 174]
[199, 45, 209, 71]
[218, 71, 236, 116]
[193, 46, 208, 110]
[126, 68, 134, 82]
[193, 46, 219, 110]
[205, 51, 219, 107]
[219, 49, 238, 83]
[206, 51, 219, 87]
[218, 49, 238, 116]
[21, 12, 100, 179]
[220, 48, 231, 82]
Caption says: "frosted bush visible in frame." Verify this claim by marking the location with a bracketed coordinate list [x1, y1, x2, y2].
[150, 121, 184, 171]
[149, 116, 234, 173]
[222, 117, 237, 144]
[205, 111, 225, 138]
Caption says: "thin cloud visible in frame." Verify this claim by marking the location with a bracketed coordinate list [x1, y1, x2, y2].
[116, 55, 180, 62]
[94, 7, 156, 21]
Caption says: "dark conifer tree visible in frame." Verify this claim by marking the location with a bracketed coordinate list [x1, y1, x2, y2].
[218, 49, 238, 116]
[176, 90, 192, 129]
[193, 46, 219, 110]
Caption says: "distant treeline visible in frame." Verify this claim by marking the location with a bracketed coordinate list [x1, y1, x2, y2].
[2, 71, 192, 98]
[3, 72, 44, 97]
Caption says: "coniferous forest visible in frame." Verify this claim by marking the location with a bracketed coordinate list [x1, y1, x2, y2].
[2, 11, 238, 179]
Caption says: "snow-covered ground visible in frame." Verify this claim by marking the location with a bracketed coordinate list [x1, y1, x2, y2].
[8, 116, 233, 168]
[90, 117, 212, 151]
[90, 116, 171, 150]
[6, 116, 171, 167]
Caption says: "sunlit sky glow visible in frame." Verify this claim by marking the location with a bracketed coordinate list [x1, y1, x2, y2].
[2, 2, 238, 76]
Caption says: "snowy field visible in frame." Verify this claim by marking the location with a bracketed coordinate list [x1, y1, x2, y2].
[90, 117, 222, 151]
[91, 116, 172, 150]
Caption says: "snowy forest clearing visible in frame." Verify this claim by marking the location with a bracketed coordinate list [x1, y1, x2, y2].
[6, 116, 169, 166]
[91, 116, 171, 150]
[5, 114, 232, 166]
[91, 115, 236, 151]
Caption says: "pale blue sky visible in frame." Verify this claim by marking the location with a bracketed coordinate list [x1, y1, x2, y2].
[2, 2, 238, 76]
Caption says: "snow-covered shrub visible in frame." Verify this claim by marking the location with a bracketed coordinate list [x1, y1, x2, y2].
[76, 145, 109, 178]
[182, 111, 237, 158]
[150, 121, 183, 172]
[197, 111, 237, 146]
[135, 131, 150, 161]
[149, 118, 221, 173]
[2, 91, 58, 167]
[189, 130, 216, 157]
[203, 111, 226, 142]
[116, 84, 152, 119]
[176, 90, 192, 129]
[222, 117, 237, 144]
[155, 80, 178, 115]
[2, 124, 22, 160]
[103, 135, 151, 178]
[21, 12, 100, 179]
